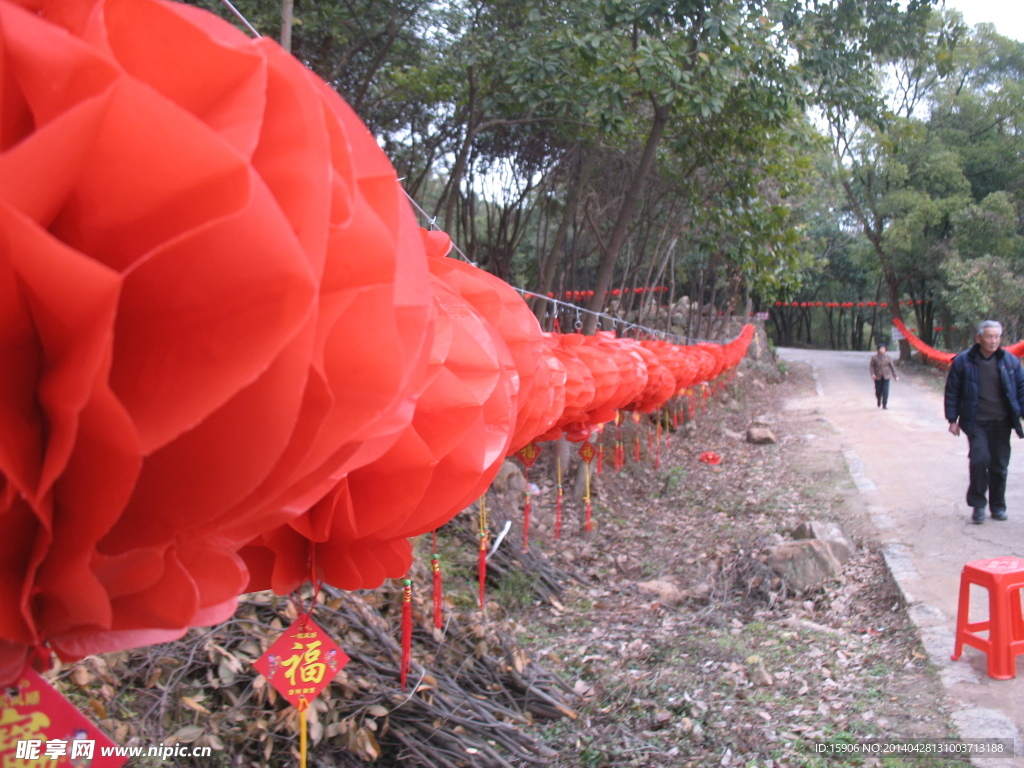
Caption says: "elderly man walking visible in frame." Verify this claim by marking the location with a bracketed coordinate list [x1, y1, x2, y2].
[945, 320, 1024, 524]
[869, 342, 899, 409]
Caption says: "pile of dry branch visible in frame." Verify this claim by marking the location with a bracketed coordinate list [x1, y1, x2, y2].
[52, 552, 579, 768]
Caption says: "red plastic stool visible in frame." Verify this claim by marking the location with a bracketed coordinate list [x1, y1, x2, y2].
[951, 556, 1024, 680]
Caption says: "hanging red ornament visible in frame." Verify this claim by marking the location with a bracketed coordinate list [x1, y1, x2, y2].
[579, 442, 597, 464]
[613, 412, 625, 471]
[0, 668, 126, 767]
[554, 451, 564, 540]
[521, 493, 532, 553]
[578, 441, 597, 533]
[477, 497, 489, 610]
[514, 442, 541, 552]
[512, 442, 544, 548]
[400, 578, 413, 690]
[515, 442, 541, 468]
[253, 615, 346, 708]
[254, 612, 347, 768]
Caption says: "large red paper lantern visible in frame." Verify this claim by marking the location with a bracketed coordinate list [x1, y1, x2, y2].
[243, 269, 517, 593]
[695, 343, 726, 381]
[555, 334, 620, 442]
[628, 343, 677, 413]
[585, 333, 649, 420]
[423, 246, 561, 453]
[641, 340, 692, 394]
[0, 0, 434, 682]
[533, 334, 595, 442]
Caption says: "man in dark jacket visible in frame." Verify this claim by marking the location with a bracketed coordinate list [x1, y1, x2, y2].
[945, 320, 1024, 524]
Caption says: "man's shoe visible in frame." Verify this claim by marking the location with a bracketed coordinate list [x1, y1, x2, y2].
[992, 509, 1008, 521]
[972, 508, 986, 524]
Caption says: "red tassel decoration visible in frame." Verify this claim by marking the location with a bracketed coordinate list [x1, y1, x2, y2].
[477, 496, 489, 609]
[614, 413, 624, 472]
[554, 451, 564, 540]
[578, 441, 597, 534]
[514, 442, 541, 554]
[477, 541, 487, 610]
[634, 434, 641, 463]
[521, 494, 532, 553]
[298, 697, 309, 768]
[400, 577, 412, 690]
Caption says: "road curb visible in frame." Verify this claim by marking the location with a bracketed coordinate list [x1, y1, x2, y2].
[840, 444, 1024, 766]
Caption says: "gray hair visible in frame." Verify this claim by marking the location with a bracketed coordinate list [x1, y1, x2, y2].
[977, 320, 1003, 335]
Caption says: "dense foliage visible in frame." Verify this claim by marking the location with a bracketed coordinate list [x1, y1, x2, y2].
[191, 0, 1023, 351]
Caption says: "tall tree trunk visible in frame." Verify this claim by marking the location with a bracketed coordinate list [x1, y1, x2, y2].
[535, 151, 592, 320]
[880, 263, 911, 360]
[280, 0, 294, 53]
[582, 104, 670, 334]
[689, 269, 704, 340]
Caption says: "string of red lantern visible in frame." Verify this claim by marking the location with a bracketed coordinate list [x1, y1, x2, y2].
[771, 300, 928, 308]
[550, 286, 672, 301]
[892, 319, 1024, 367]
[0, 0, 759, 711]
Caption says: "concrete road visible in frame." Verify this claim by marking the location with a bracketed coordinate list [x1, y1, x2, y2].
[777, 347, 1024, 765]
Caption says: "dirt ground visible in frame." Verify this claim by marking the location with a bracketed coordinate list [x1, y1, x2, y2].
[509, 356, 968, 767]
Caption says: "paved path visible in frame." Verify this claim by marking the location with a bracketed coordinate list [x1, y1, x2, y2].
[777, 347, 1024, 766]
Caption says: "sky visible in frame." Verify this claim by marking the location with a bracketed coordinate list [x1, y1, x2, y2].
[942, 0, 1024, 41]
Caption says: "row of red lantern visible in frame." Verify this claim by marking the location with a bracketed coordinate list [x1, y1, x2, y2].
[0, 0, 754, 684]
[240, 242, 754, 596]
[892, 319, 955, 367]
[773, 300, 928, 308]
[892, 319, 1024, 368]
[550, 286, 671, 301]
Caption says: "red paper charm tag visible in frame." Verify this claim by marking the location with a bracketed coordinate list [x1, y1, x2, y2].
[254, 616, 348, 707]
[0, 668, 126, 767]
[578, 441, 596, 464]
[515, 442, 541, 468]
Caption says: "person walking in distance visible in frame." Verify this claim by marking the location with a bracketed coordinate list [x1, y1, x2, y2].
[870, 342, 899, 409]
[945, 320, 1024, 524]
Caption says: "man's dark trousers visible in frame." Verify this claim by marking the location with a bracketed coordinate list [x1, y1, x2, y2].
[966, 418, 1013, 512]
[874, 378, 890, 407]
